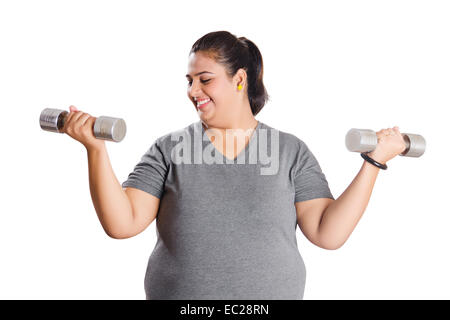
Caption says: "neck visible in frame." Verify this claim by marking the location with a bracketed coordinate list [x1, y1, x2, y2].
[202, 116, 258, 134]
[202, 101, 258, 132]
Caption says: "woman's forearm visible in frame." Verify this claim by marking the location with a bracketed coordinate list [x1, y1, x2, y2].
[87, 144, 134, 238]
[318, 159, 381, 249]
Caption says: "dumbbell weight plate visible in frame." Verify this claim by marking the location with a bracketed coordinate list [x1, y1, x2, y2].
[345, 128, 378, 153]
[401, 133, 426, 157]
[94, 116, 127, 142]
[39, 108, 69, 133]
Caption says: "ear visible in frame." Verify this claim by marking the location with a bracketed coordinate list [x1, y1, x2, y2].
[233, 68, 247, 90]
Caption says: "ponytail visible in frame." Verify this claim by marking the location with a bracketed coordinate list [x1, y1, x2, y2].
[238, 37, 268, 116]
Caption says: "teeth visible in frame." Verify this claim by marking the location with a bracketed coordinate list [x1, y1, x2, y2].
[197, 98, 210, 106]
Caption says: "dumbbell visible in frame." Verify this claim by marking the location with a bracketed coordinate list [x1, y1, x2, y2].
[39, 108, 127, 142]
[345, 128, 426, 157]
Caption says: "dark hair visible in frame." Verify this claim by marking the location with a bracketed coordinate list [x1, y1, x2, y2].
[189, 31, 269, 116]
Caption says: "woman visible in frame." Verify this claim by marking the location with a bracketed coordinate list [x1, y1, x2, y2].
[63, 31, 406, 299]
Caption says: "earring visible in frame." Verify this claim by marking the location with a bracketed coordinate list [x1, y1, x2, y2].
[237, 84, 242, 91]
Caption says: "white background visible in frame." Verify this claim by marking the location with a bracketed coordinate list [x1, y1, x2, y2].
[0, 0, 448, 299]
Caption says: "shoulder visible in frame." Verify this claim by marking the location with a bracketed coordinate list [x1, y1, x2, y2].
[259, 121, 307, 153]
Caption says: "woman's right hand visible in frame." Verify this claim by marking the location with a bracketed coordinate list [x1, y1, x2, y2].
[62, 105, 105, 151]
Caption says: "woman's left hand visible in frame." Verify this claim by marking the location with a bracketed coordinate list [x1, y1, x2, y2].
[366, 126, 407, 165]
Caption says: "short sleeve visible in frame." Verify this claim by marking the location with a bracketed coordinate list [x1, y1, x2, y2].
[121, 139, 168, 199]
[294, 140, 334, 203]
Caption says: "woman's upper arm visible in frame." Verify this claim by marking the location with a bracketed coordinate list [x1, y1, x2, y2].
[295, 198, 334, 249]
[123, 187, 160, 237]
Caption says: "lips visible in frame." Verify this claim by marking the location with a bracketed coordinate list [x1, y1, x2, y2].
[196, 97, 212, 109]
[197, 100, 211, 109]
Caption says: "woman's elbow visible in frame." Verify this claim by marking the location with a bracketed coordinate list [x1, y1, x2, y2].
[316, 237, 346, 250]
[104, 227, 136, 240]
[320, 243, 344, 250]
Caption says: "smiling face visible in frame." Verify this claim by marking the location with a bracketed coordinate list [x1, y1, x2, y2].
[186, 51, 247, 128]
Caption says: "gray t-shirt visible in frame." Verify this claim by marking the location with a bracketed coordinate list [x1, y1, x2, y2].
[122, 120, 334, 300]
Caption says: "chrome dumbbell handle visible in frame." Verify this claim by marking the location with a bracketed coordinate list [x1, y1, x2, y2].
[345, 128, 426, 157]
[39, 108, 127, 142]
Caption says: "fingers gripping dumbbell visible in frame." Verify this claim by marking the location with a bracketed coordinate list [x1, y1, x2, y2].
[39, 108, 127, 142]
[345, 128, 426, 157]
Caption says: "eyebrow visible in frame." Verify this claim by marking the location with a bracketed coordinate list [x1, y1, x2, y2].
[185, 71, 215, 78]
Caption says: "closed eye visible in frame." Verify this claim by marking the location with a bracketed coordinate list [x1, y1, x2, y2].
[187, 79, 211, 86]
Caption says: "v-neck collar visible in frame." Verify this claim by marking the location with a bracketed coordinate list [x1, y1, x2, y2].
[197, 120, 262, 162]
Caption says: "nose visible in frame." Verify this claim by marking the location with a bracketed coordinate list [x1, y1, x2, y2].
[188, 79, 202, 100]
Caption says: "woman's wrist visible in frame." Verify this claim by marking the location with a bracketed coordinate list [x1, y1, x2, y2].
[366, 151, 387, 165]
